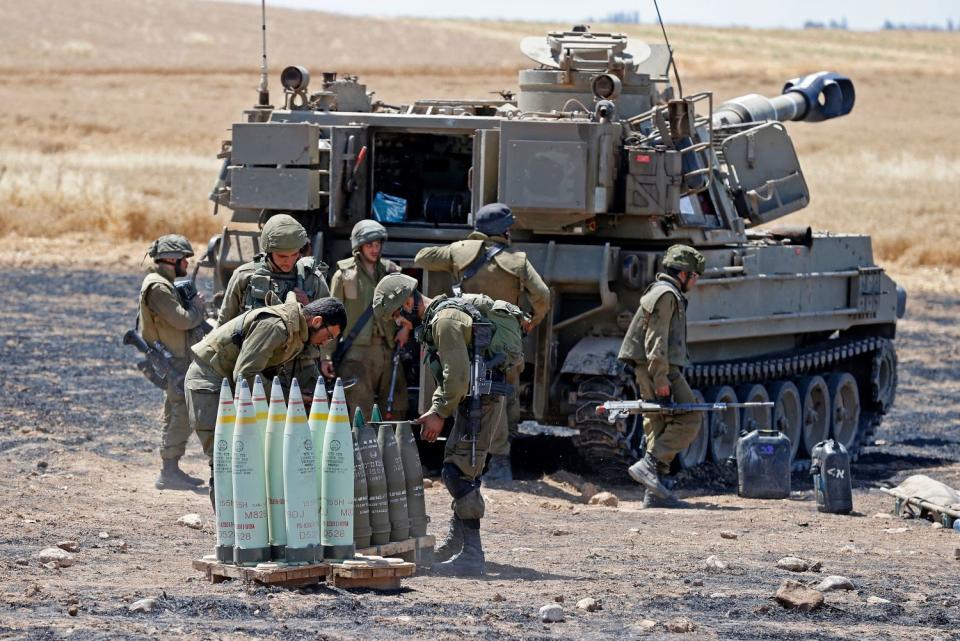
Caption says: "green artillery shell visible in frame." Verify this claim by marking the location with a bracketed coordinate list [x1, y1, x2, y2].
[231, 379, 270, 566]
[355, 406, 390, 546]
[320, 378, 355, 560]
[351, 408, 372, 549]
[377, 422, 410, 542]
[308, 379, 329, 533]
[282, 379, 321, 564]
[396, 421, 428, 537]
[212, 378, 236, 563]
[264, 376, 287, 560]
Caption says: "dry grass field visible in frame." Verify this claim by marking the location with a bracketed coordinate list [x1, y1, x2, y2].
[0, 0, 958, 289]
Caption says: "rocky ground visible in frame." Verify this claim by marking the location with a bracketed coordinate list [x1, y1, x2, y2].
[1, 266, 959, 641]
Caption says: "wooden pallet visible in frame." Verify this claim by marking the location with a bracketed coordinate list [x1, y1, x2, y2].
[193, 544, 424, 590]
[357, 535, 435, 568]
[328, 557, 417, 590]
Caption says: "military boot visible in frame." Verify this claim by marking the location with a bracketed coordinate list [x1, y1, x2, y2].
[641, 490, 689, 509]
[627, 453, 674, 500]
[434, 514, 464, 562]
[155, 458, 202, 491]
[483, 455, 513, 482]
[433, 524, 485, 577]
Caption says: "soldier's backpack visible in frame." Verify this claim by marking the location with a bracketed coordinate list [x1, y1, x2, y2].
[422, 293, 526, 372]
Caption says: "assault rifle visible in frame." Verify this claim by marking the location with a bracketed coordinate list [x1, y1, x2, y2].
[465, 323, 514, 466]
[596, 399, 773, 424]
[122, 330, 186, 394]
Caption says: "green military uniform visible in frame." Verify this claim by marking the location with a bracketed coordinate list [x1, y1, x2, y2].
[620, 245, 705, 507]
[139, 265, 205, 461]
[186, 301, 320, 459]
[618, 274, 700, 465]
[217, 214, 329, 398]
[328, 255, 407, 417]
[415, 205, 550, 473]
[421, 295, 507, 480]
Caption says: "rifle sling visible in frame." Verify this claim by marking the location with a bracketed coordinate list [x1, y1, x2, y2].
[333, 304, 375, 365]
[453, 244, 505, 295]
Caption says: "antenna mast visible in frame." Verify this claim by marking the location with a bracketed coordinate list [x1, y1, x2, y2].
[653, 0, 683, 98]
[257, 0, 271, 107]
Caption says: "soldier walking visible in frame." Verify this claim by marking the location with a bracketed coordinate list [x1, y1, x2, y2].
[139, 235, 208, 490]
[372, 274, 524, 576]
[619, 245, 705, 508]
[322, 220, 408, 418]
[414, 203, 550, 481]
[185, 296, 346, 501]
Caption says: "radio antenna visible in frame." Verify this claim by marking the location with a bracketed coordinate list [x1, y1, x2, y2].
[653, 0, 683, 98]
[257, 0, 270, 107]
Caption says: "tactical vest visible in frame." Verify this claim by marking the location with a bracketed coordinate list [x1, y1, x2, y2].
[192, 303, 306, 381]
[619, 278, 690, 367]
[449, 235, 528, 305]
[242, 255, 327, 311]
[421, 294, 525, 378]
[139, 271, 190, 359]
[335, 254, 399, 346]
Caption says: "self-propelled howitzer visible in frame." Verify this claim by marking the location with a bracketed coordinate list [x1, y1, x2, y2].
[206, 25, 904, 476]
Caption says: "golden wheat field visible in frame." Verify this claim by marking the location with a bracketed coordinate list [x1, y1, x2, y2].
[1, 0, 958, 289]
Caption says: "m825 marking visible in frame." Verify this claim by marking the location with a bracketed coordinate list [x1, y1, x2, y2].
[206, 25, 905, 476]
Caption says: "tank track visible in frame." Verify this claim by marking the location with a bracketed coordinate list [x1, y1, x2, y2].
[573, 336, 894, 475]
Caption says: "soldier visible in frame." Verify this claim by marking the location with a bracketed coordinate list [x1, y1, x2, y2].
[218, 213, 329, 324]
[139, 235, 208, 490]
[185, 297, 346, 497]
[372, 274, 524, 577]
[619, 244, 705, 508]
[322, 220, 408, 418]
[414, 203, 550, 481]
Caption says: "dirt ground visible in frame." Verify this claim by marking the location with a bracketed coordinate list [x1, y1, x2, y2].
[0, 266, 958, 640]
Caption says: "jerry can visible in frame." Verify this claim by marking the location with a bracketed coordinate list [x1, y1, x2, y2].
[810, 439, 853, 514]
[736, 429, 791, 499]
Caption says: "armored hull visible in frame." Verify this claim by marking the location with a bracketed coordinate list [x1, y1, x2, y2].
[205, 26, 904, 475]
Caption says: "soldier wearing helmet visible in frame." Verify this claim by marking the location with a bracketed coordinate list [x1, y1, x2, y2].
[372, 273, 522, 577]
[218, 214, 330, 407]
[139, 234, 208, 491]
[414, 203, 551, 482]
[322, 220, 407, 417]
[618, 244, 706, 508]
[218, 214, 330, 325]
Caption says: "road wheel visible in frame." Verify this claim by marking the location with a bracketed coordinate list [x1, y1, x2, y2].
[828, 372, 861, 450]
[737, 383, 772, 432]
[770, 381, 802, 461]
[706, 386, 740, 462]
[677, 389, 709, 469]
[798, 375, 830, 456]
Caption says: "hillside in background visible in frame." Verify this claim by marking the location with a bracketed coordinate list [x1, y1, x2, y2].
[0, 0, 958, 278]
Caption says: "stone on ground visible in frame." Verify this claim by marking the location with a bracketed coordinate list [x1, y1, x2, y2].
[576, 597, 601, 612]
[539, 604, 565, 622]
[815, 575, 854, 592]
[588, 491, 619, 507]
[37, 547, 75, 567]
[775, 579, 824, 611]
[177, 513, 203, 529]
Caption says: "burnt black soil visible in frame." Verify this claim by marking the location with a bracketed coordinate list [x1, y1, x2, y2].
[1, 269, 958, 641]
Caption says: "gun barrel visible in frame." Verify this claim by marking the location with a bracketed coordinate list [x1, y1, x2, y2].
[122, 329, 150, 355]
[713, 71, 855, 126]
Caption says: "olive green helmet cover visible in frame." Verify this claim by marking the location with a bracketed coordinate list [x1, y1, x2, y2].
[662, 244, 705, 275]
[372, 273, 418, 322]
[260, 214, 309, 253]
[148, 234, 194, 260]
[351, 219, 388, 250]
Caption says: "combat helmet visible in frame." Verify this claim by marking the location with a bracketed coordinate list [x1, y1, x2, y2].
[351, 219, 388, 251]
[662, 244, 705, 275]
[475, 203, 515, 237]
[372, 273, 418, 322]
[149, 234, 194, 260]
[261, 214, 309, 253]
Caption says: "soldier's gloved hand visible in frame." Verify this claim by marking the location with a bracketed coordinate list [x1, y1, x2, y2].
[293, 287, 309, 306]
[320, 361, 335, 379]
[415, 411, 444, 442]
[395, 324, 411, 348]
